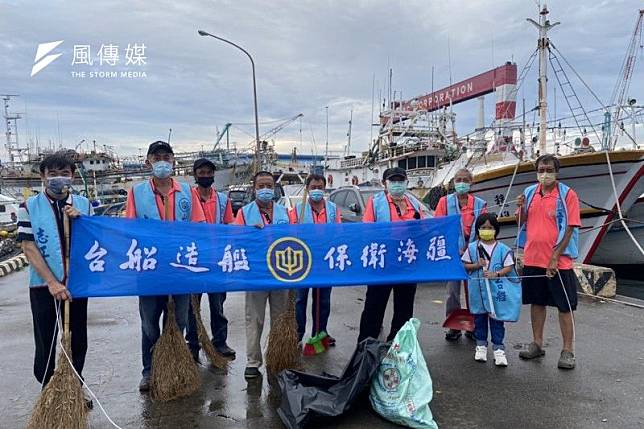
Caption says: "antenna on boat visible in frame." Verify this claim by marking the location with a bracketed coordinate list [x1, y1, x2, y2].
[370, 74, 375, 145]
[345, 109, 353, 156]
[167, 128, 172, 144]
[527, 3, 559, 154]
[324, 106, 329, 175]
[447, 35, 453, 86]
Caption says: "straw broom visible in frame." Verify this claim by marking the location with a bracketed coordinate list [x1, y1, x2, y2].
[265, 289, 300, 374]
[28, 214, 88, 429]
[265, 186, 308, 374]
[150, 195, 200, 401]
[150, 296, 201, 401]
[190, 294, 229, 369]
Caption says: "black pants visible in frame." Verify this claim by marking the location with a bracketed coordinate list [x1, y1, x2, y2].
[358, 284, 417, 343]
[30, 287, 88, 386]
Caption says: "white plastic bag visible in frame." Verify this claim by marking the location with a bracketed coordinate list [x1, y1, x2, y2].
[369, 318, 438, 429]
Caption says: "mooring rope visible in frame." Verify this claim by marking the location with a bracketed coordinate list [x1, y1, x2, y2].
[52, 300, 123, 429]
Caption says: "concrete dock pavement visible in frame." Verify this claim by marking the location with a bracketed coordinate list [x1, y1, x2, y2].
[1, 270, 643, 428]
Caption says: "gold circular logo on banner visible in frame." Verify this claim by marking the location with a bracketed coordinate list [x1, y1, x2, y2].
[266, 237, 312, 283]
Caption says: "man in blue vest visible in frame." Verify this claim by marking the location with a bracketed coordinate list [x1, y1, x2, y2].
[288, 174, 341, 347]
[18, 153, 93, 403]
[234, 171, 291, 378]
[357, 167, 430, 343]
[125, 141, 206, 391]
[516, 154, 581, 369]
[185, 158, 236, 362]
[434, 168, 487, 341]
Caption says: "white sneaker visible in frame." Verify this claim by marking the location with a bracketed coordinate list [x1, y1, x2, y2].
[494, 349, 508, 367]
[474, 345, 487, 362]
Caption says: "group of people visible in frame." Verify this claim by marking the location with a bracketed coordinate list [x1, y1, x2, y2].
[433, 158, 579, 370]
[18, 140, 581, 402]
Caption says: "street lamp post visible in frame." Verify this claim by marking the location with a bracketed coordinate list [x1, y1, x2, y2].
[198, 30, 261, 170]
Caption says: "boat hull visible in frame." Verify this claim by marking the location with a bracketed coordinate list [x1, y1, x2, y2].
[470, 151, 644, 265]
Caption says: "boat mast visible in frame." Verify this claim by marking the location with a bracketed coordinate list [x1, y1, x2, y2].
[528, 4, 559, 154]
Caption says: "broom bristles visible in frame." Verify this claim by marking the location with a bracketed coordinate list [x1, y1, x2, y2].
[150, 297, 200, 401]
[27, 336, 88, 429]
[265, 290, 300, 374]
[190, 295, 229, 369]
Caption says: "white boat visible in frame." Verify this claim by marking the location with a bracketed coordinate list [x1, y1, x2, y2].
[324, 6, 644, 267]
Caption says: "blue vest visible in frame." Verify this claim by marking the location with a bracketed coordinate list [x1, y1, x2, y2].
[446, 193, 487, 250]
[467, 241, 521, 322]
[516, 182, 579, 259]
[371, 191, 430, 223]
[196, 188, 229, 224]
[294, 200, 337, 224]
[132, 180, 192, 221]
[27, 193, 91, 287]
[240, 201, 290, 225]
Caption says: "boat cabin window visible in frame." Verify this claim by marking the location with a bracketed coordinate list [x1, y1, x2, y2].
[398, 156, 435, 170]
[0, 205, 5, 213]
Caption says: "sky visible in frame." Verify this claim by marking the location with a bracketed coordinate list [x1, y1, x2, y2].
[1, 0, 642, 161]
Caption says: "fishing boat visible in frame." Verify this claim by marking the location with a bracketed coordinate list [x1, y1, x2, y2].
[326, 6, 644, 267]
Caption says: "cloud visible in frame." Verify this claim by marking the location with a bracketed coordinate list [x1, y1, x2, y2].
[1, 0, 642, 161]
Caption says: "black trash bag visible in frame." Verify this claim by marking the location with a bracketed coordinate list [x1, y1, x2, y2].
[277, 338, 389, 429]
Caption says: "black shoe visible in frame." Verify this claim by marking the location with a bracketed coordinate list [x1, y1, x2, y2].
[464, 331, 476, 341]
[325, 334, 336, 347]
[138, 375, 151, 392]
[190, 348, 201, 363]
[83, 391, 94, 410]
[244, 367, 261, 379]
[445, 329, 462, 342]
[216, 344, 236, 359]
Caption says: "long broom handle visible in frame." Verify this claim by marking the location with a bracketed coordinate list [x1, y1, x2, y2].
[298, 185, 309, 223]
[63, 212, 71, 338]
[163, 194, 172, 305]
[484, 277, 498, 319]
[163, 194, 172, 221]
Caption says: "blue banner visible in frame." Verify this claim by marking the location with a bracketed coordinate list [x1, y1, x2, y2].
[67, 215, 466, 298]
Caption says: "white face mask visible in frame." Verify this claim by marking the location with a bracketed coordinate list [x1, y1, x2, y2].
[537, 172, 556, 186]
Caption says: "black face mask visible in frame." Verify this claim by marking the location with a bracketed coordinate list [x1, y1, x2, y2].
[195, 176, 215, 188]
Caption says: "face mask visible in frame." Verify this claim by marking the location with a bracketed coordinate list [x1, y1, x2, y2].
[46, 176, 72, 195]
[387, 180, 407, 197]
[537, 172, 556, 186]
[479, 229, 496, 241]
[196, 176, 214, 188]
[309, 189, 324, 202]
[454, 182, 471, 195]
[256, 188, 274, 202]
[152, 160, 173, 179]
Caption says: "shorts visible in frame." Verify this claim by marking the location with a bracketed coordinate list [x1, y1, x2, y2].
[521, 266, 578, 312]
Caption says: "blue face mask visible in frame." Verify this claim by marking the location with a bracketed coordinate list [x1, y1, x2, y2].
[46, 176, 73, 195]
[309, 189, 324, 202]
[256, 188, 274, 202]
[387, 180, 407, 197]
[152, 161, 173, 179]
[454, 182, 471, 195]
